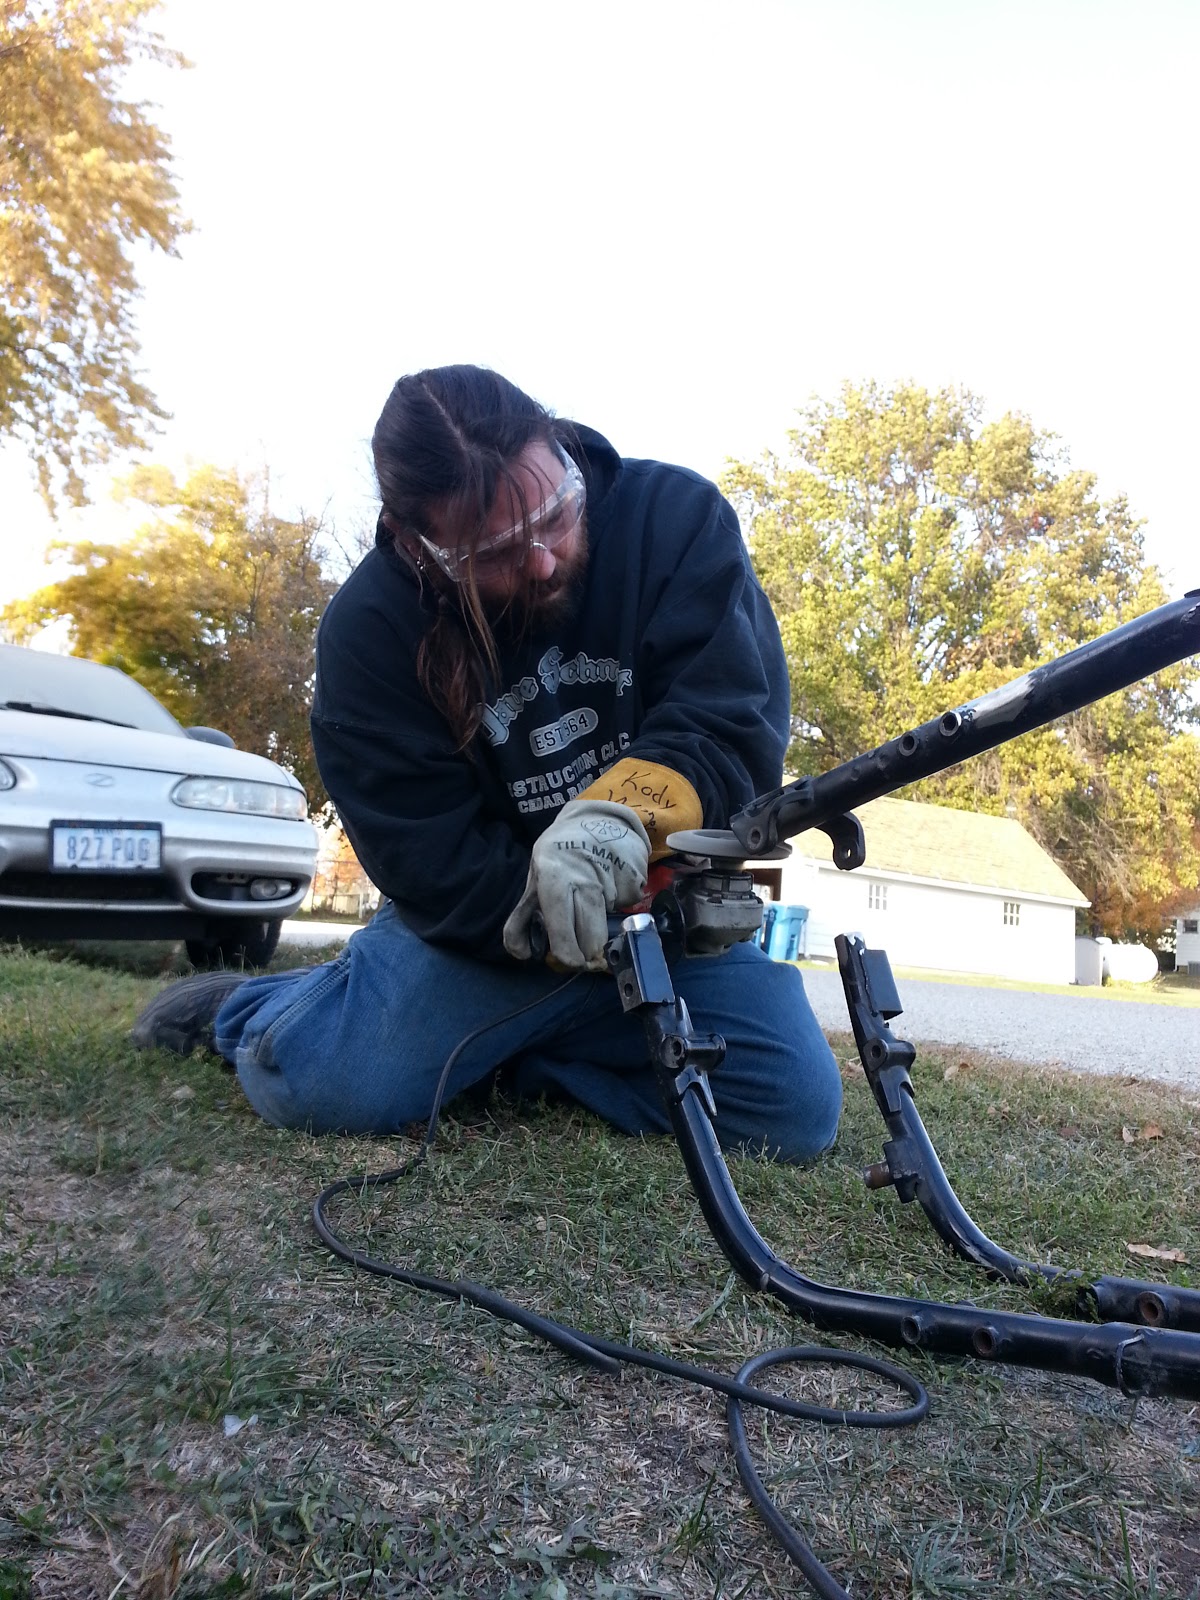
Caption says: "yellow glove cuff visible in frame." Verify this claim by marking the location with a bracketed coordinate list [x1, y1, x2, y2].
[576, 759, 703, 860]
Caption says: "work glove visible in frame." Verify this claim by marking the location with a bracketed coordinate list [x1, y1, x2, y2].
[503, 799, 651, 971]
[574, 758, 704, 861]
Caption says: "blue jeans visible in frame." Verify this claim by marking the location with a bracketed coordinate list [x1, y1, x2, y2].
[214, 902, 842, 1163]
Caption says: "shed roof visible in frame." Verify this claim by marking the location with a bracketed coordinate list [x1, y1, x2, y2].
[796, 796, 1089, 905]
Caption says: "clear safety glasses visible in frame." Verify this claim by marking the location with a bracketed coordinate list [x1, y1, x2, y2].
[418, 447, 586, 582]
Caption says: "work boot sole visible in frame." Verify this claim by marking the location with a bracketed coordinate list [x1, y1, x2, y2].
[131, 971, 251, 1056]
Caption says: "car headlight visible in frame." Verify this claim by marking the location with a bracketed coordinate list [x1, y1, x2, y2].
[171, 776, 309, 820]
[0, 760, 15, 791]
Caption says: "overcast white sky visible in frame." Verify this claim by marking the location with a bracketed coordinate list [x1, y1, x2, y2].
[2, 0, 1196, 612]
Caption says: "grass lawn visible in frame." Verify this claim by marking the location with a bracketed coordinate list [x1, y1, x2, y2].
[1, 940, 1198, 1599]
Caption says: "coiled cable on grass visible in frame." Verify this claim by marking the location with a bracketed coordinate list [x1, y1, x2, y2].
[311, 978, 929, 1599]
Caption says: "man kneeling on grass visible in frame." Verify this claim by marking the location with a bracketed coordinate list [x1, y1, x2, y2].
[133, 365, 841, 1162]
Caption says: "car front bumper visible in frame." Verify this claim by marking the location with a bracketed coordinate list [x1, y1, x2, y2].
[0, 754, 318, 941]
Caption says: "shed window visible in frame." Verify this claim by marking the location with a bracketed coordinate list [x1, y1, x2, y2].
[1184, 919, 1199, 935]
[1003, 901, 1021, 926]
[868, 881, 887, 911]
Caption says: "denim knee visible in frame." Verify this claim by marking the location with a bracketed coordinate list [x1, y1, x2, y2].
[727, 1031, 843, 1165]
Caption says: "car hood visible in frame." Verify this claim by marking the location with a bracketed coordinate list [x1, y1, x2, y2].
[0, 708, 305, 789]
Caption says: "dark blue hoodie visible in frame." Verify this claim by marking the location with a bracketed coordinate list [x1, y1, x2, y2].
[311, 425, 789, 959]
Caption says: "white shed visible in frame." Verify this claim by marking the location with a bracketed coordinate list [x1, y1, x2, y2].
[762, 796, 1089, 985]
[1175, 906, 1200, 975]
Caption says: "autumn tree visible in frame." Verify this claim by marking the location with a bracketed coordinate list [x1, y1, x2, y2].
[311, 827, 378, 917]
[4, 464, 337, 809]
[0, 0, 187, 505]
[723, 382, 1200, 941]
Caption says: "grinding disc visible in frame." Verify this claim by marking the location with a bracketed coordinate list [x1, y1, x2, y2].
[664, 828, 791, 862]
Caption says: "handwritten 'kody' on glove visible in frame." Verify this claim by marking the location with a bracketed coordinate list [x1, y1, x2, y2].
[575, 758, 703, 861]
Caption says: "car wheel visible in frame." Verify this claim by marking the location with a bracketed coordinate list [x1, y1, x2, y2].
[186, 917, 282, 971]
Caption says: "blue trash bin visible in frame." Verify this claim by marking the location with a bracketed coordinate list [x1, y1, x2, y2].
[767, 904, 808, 961]
[757, 903, 778, 952]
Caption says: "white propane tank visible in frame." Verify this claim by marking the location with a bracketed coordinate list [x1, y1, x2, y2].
[1102, 943, 1159, 984]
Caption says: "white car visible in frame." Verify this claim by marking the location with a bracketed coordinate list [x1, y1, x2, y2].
[0, 643, 319, 967]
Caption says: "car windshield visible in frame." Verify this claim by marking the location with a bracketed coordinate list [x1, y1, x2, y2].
[0, 645, 184, 737]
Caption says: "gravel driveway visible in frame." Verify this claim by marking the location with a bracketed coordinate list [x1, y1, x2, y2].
[800, 966, 1200, 1094]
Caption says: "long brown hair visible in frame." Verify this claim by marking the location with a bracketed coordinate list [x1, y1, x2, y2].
[372, 365, 562, 749]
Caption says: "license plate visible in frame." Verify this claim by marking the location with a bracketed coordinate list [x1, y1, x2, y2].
[51, 822, 163, 871]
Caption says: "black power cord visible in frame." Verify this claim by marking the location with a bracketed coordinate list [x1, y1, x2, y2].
[311, 981, 929, 1599]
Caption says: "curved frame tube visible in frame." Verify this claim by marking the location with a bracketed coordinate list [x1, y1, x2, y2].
[613, 918, 1200, 1402]
[834, 933, 1200, 1333]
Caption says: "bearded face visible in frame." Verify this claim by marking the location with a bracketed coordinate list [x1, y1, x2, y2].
[420, 438, 589, 627]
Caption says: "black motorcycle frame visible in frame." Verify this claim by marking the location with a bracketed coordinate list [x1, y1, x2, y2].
[630, 590, 1200, 1398]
